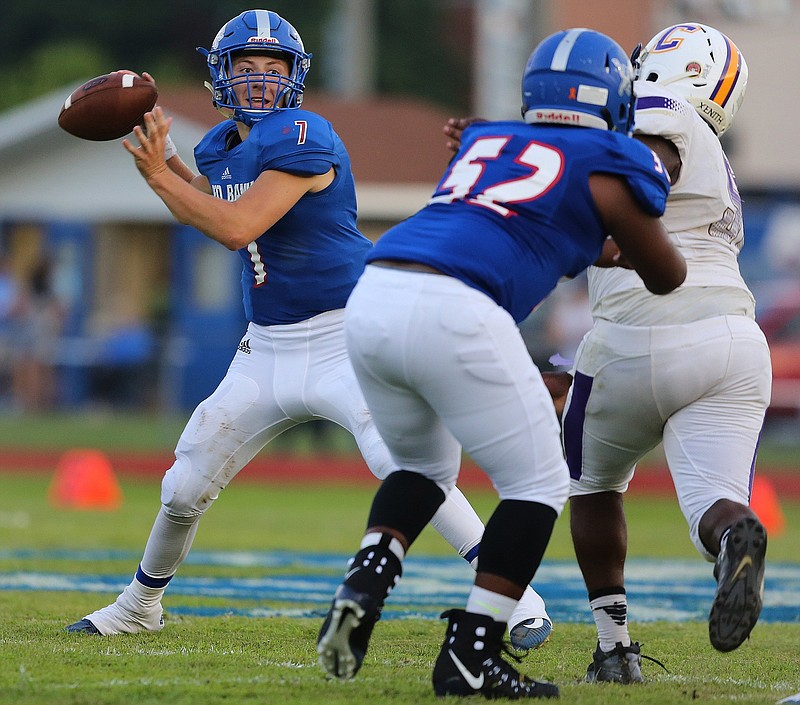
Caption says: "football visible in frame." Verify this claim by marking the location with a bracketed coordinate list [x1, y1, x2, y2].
[58, 73, 158, 141]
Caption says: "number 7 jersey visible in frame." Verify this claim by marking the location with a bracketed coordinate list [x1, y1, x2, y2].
[194, 109, 371, 326]
[368, 121, 670, 323]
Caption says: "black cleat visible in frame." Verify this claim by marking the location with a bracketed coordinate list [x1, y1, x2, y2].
[709, 516, 767, 652]
[432, 609, 559, 699]
[65, 618, 101, 635]
[317, 584, 383, 680]
[585, 641, 644, 683]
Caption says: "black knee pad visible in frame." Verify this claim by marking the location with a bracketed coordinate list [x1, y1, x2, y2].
[367, 470, 446, 546]
[478, 499, 558, 587]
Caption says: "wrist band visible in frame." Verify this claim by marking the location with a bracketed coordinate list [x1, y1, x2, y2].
[164, 134, 178, 160]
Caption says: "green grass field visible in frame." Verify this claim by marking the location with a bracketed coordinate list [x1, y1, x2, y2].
[1, 413, 799, 704]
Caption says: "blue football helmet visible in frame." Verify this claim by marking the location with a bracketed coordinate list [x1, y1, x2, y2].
[521, 28, 635, 134]
[198, 9, 311, 125]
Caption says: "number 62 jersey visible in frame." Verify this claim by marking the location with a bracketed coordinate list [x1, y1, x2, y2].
[368, 121, 670, 324]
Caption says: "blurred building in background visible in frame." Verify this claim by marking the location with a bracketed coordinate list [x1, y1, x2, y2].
[0, 0, 797, 423]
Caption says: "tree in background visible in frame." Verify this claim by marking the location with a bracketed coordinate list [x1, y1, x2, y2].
[1, 0, 470, 112]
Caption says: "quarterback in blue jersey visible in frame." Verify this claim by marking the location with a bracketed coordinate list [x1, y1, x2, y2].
[317, 29, 686, 698]
[193, 108, 367, 324]
[65, 9, 552, 652]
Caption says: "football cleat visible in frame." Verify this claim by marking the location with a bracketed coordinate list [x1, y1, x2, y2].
[585, 641, 644, 684]
[65, 618, 101, 634]
[709, 516, 767, 652]
[64, 591, 164, 636]
[317, 583, 383, 680]
[585, 641, 667, 684]
[432, 609, 559, 699]
[510, 617, 553, 651]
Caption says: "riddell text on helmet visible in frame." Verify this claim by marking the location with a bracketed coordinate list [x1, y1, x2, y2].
[535, 111, 583, 124]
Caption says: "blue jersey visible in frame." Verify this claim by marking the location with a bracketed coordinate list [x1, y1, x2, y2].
[368, 122, 670, 323]
[194, 110, 371, 325]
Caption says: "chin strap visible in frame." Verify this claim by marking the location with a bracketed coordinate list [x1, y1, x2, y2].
[204, 81, 234, 120]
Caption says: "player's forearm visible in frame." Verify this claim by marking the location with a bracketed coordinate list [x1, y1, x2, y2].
[166, 154, 196, 183]
[145, 169, 255, 249]
[162, 135, 196, 183]
[541, 371, 573, 420]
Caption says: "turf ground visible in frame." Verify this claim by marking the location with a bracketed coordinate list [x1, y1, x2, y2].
[1, 413, 799, 704]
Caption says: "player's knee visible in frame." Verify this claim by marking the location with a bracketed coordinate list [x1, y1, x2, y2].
[359, 430, 397, 480]
[162, 492, 215, 518]
[498, 462, 569, 515]
[160, 458, 217, 518]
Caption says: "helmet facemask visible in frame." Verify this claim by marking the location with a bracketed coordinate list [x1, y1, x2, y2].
[199, 10, 311, 126]
[216, 49, 307, 114]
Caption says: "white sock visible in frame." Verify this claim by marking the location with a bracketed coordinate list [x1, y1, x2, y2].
[428, 486, 486, 561]
[140, 507, 200, 577]
[359, 531, 405, 562]
[123, 575, 166, 614]
[466, 585, 519, 624]
[84, 577, 164, 634]
[590, 593, 631, 651]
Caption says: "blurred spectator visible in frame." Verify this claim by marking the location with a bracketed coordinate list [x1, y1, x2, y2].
[0, 254, 20, 319]
[88, 316, 156, 409]
[11, 258, 65, 411]
[0, 254, 23, 406]
[762, 204, 800, 274]
[543, 276, 593, 370]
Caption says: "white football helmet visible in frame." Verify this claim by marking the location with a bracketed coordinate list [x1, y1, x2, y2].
[634, 23, 747, 135]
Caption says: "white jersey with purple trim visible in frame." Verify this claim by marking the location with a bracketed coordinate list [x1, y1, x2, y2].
[588, 80, 755, 325]
[565, 78, 771, 560]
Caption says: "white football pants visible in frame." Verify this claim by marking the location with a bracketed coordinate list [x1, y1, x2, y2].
[344, 265, 569, 512]
[565, 315, 772, 559]
[139, 307, 550, 620]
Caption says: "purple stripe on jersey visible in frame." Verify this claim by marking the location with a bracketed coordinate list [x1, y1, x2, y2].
[748, 424, 765, 500]
[635, 95, 673, 111]
[563, 371, 593, 480]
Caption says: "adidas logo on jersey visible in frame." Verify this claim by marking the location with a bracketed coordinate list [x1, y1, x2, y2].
[221, 167, 232, 180]
[237, 338, 252, 354]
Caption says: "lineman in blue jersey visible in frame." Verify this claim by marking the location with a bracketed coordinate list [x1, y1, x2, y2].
[317, 29, 685, 699]
[65, 9, 551, 649]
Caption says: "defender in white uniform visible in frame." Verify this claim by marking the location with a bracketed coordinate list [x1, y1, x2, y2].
[565, 23, 771, 682]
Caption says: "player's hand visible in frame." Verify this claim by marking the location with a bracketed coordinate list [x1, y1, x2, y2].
[112, 69, 157, 86]
[443, 116, 485, 153]
[123, 106, 171, 181]
[541, 371, 573, 419]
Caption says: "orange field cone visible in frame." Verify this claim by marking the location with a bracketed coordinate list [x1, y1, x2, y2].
[750, 476, 785, 537]
[48, 449, 123, 510]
